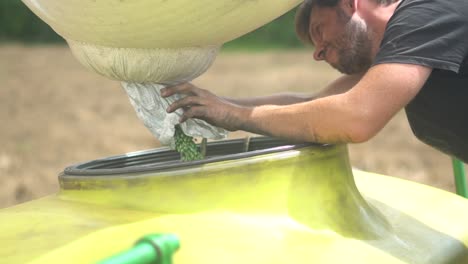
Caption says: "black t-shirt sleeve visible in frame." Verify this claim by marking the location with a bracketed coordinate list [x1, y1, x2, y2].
[373, 0, 468, 73]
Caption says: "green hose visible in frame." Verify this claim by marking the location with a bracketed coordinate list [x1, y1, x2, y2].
[452, 158, 467, 198]
[98, 234, 180, 264]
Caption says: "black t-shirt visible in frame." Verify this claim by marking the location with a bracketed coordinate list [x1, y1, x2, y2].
[373, 0, 468, 163]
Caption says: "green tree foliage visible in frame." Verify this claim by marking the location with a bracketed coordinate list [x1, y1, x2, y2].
[224, 9, 305, 51]
[0, 1, 303, 49]
[0, 1, 64, 43]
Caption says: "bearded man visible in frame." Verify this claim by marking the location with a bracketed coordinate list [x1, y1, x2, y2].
[162, 0, 468, 163]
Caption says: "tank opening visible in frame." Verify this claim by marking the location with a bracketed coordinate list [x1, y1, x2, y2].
[63, 137, 322, 176]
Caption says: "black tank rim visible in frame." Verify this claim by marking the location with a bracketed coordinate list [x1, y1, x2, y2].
[63, 137, 329, 176]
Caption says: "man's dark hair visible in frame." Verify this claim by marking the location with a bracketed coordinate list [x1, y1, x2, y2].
[295, 0, 399, 45]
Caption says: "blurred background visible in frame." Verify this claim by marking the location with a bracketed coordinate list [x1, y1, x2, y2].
[0, 1, 461, 208]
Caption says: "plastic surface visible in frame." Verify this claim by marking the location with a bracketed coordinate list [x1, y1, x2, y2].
[98, 234, 180, 264]
[122, 82, 227, 145]
[452, 158, 468, 198]
[1, 140, 468, 263]
[99, 243, 157, 264]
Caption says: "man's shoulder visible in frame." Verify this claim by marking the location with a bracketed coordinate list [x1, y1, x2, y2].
[392, 0, 467, 21]
[374, 0, 468, 73]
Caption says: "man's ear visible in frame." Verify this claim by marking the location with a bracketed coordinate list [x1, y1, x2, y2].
[342, 0, 356, 11]
[339, 0, 357, 16]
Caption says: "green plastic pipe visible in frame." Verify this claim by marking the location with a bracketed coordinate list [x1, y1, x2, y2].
[98, 234, 180, 264]
[452, 158, 468, 198]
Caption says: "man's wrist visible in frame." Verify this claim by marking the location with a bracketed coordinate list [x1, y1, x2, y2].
[232, 105, 254, 132]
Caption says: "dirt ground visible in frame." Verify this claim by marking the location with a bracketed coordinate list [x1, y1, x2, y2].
[0, 44, 462, 208]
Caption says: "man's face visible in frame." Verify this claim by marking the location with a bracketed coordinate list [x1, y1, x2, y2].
[310, 6, 373, 74]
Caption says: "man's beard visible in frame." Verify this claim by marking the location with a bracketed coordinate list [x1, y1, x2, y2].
[332, 17, 374, 75]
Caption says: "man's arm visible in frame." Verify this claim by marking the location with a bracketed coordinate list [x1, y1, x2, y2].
[237, 63, 431, 143]
[222, 73, 364, 106]
[163, 63, 430, 144]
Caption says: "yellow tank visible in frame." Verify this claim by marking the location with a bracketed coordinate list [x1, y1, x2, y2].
[1, 137, 468, 264]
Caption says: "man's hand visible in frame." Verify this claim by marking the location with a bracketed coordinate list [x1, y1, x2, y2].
[161, 83, 249, 131]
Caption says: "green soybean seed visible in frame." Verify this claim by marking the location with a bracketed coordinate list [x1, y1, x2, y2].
[174, 125, 203, 161]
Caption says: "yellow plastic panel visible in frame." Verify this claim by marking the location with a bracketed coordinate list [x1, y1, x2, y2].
[1, 144, 468, 263]
[0, 196, 157, 264]
[29, 212, 405, 264]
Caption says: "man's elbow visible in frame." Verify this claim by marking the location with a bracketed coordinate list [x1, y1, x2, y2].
[345, 117, 381, 144]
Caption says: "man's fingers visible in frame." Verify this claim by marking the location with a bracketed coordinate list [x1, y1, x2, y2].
[179, 106, 206, 123]
[161, 83, 197, 97]
[167, 96, 204, 113]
